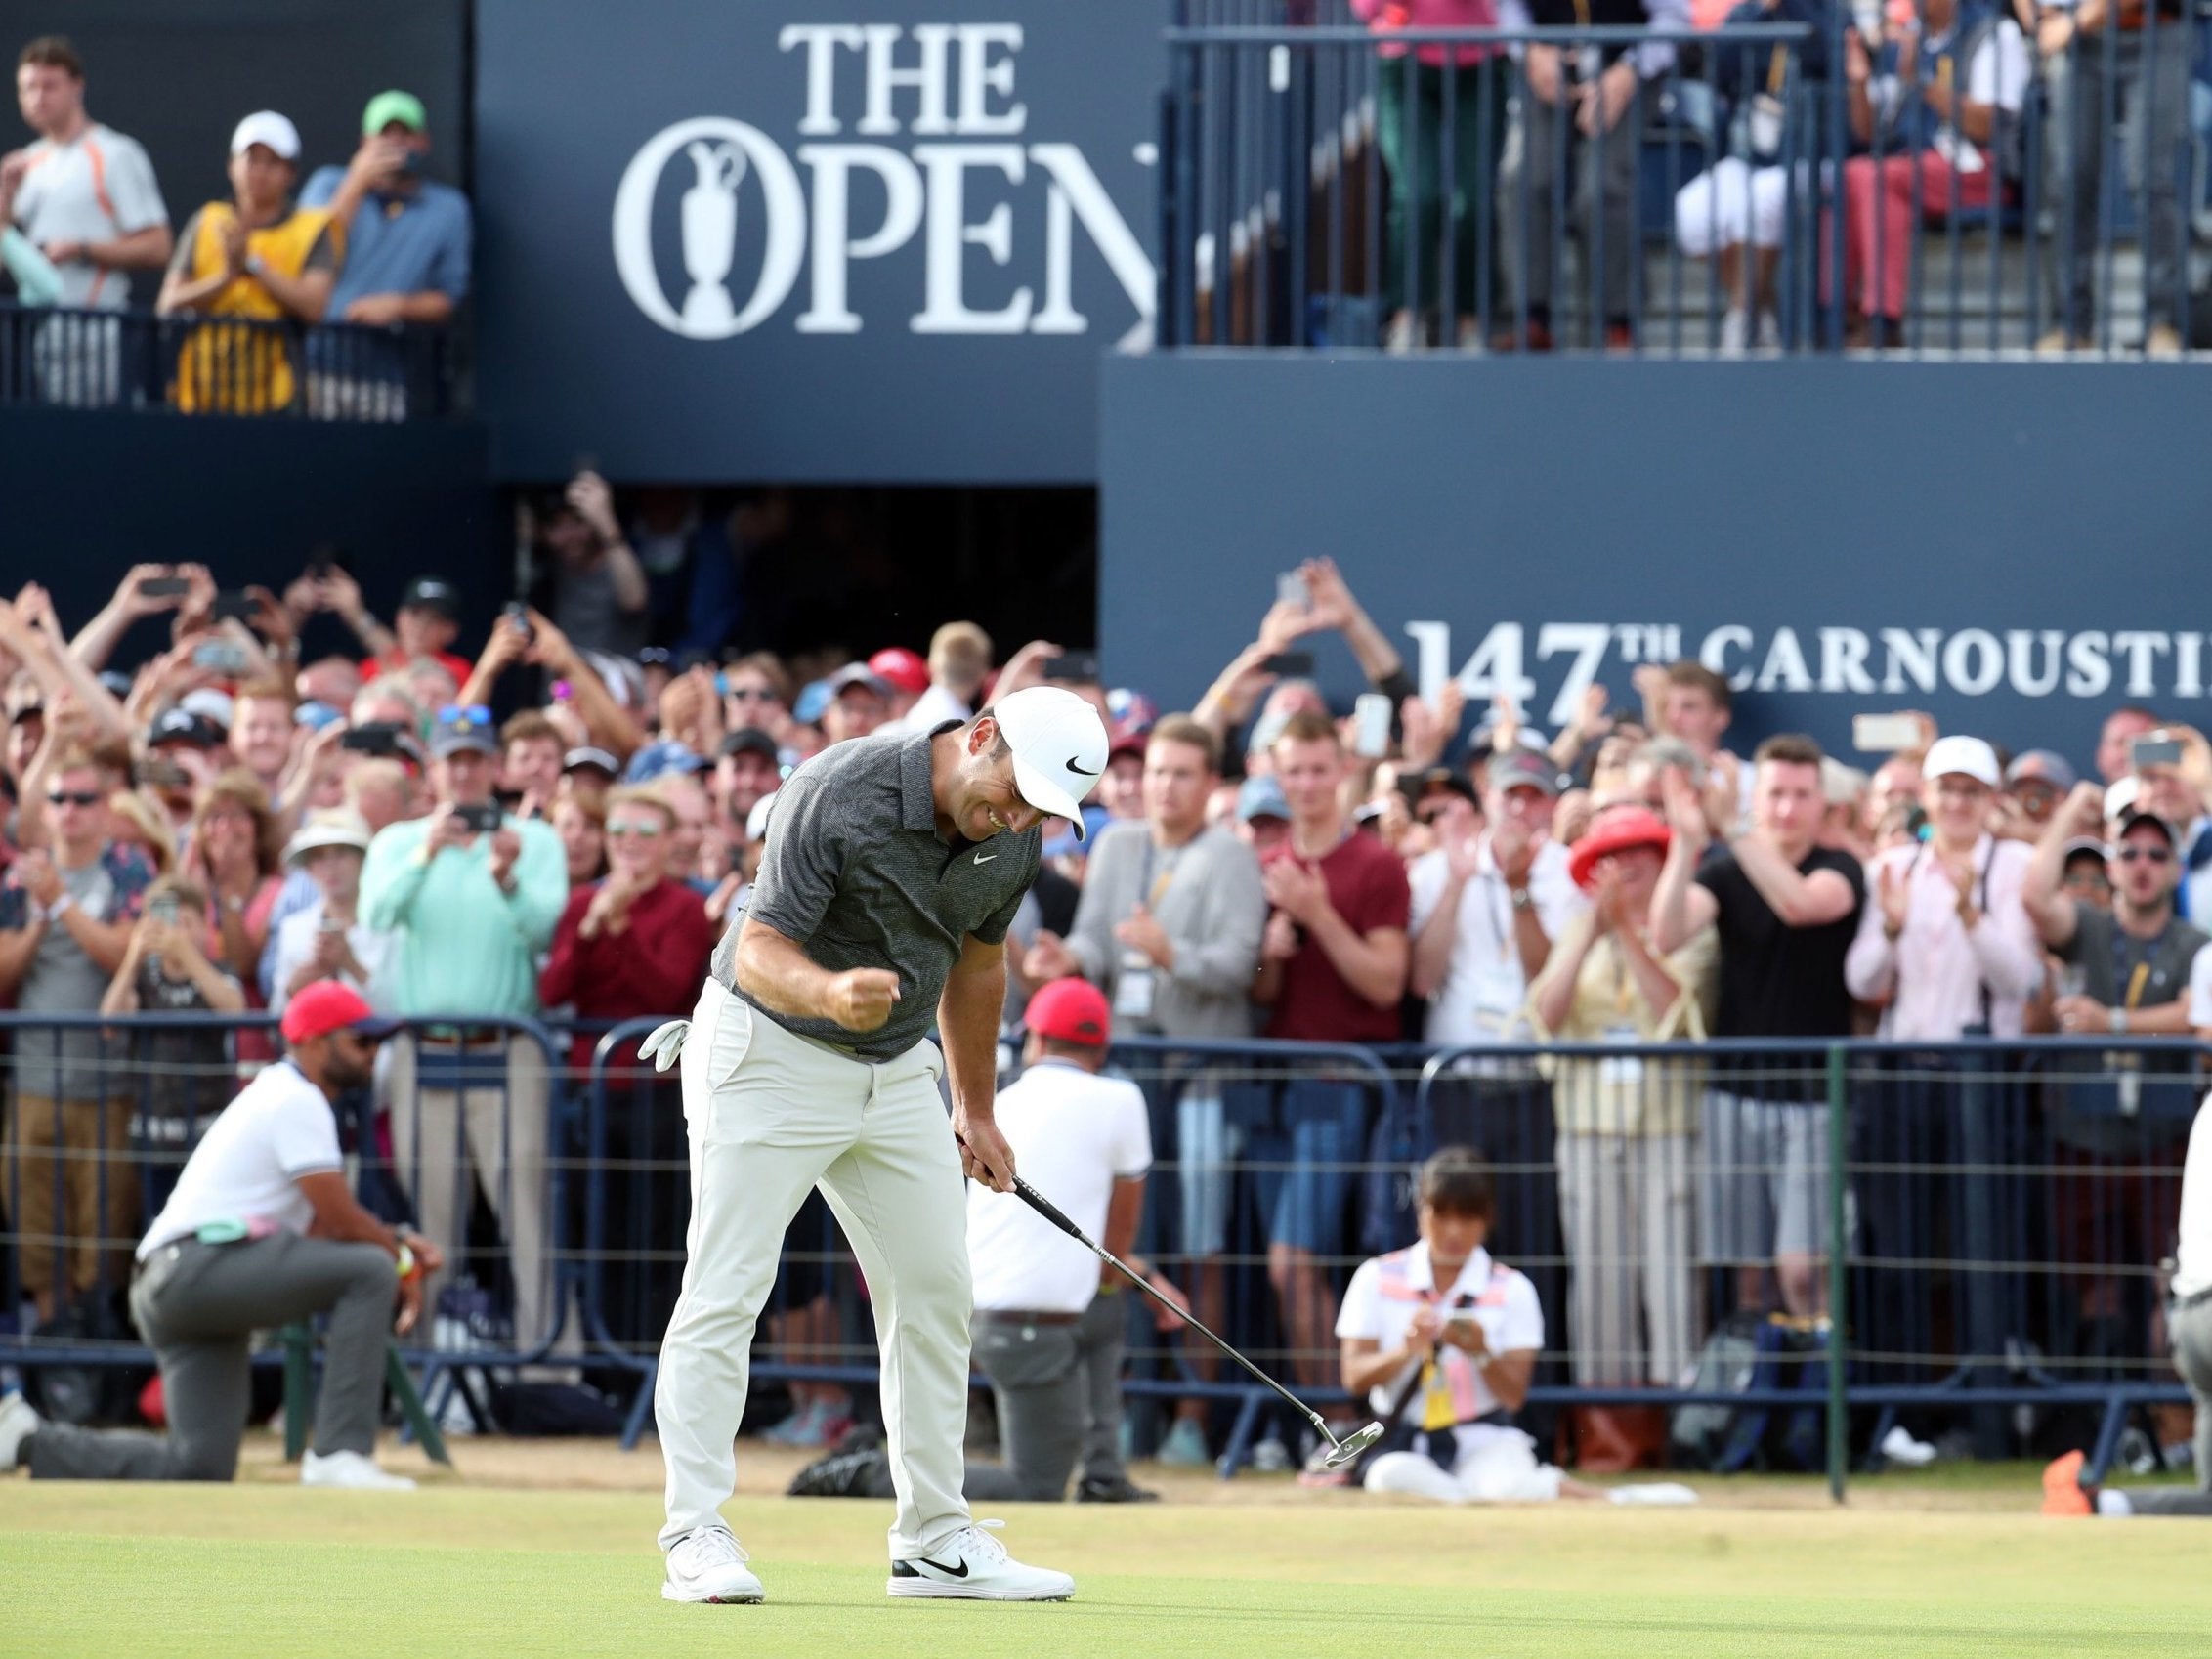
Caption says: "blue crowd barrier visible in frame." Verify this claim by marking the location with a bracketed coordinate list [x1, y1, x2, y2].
[0, 300, 460, 419]
[4, 1013, 2200, 1491]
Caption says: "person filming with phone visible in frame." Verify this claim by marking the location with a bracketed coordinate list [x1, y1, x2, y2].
[98, 873, 246, 1147]
[360, 705, 566, 1356]
[267, 809, 389, 1015]
[298, 91, 471, 421]
[2123, 728, 2212, 926]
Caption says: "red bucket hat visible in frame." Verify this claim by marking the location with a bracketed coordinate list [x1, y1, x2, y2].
[1566, 806, 1673, 891]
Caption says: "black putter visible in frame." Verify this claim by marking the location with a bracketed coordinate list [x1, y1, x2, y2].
[1006, 1173, 1384, 1470]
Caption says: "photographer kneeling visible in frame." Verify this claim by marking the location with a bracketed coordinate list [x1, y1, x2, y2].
[0, 982, 439, 1489]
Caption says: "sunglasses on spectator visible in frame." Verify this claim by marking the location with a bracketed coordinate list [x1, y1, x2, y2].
[725, 686, 777, 702]
[605, 820, 665, 838]
[2114, 846, 2173, 865]
[437, 703, 493, 727]
[47, 790, 102, 807]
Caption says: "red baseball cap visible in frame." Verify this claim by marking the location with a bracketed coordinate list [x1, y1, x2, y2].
[1025, 977, 1112, 1047]
[868, 647, 930, 698]
[281, 980, 399, 1045]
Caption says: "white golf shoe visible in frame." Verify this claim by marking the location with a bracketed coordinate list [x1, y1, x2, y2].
[888, 1519, 1074, 1601]
[663, 1527, 765, 1603]
[0, 1392, 40, 1470]
[1608, 1482, 1700, 1507]
[300, 1448, 416, 1490]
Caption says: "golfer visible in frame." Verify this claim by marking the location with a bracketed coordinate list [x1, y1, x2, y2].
[650, 686, 1106, 1605]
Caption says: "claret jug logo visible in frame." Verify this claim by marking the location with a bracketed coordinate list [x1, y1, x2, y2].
[612, 22, 1153, 340]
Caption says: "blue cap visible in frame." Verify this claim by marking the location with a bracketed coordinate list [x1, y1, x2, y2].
[792, 678, 832, 726]
[623, 739, 707, 785]
[295, 701, 346, 732]
[1237, 775, 1289, 823]
[428, 703, 496, 759]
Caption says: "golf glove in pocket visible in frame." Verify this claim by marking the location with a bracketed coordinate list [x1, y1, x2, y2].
[641, 1019, 691, 1073]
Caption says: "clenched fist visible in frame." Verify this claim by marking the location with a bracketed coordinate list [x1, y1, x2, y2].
[826, 967, 902, 1033]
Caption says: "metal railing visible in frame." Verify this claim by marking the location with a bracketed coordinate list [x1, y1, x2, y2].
[0, 301, 459, 418]
[4, 1013, 2201, 1492]
[1160, 1, 2212, 355]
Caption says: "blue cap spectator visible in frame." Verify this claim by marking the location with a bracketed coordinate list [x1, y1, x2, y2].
[428, 703, 495, 759]
[624, 739, 708, 786]
[1237, 774, 1289, 825]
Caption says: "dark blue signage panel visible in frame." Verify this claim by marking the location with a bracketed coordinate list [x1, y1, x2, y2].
[476, 0, 1163, 483]
[1101, 356, 2212, 774]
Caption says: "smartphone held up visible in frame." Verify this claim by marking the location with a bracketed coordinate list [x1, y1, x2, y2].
[1851, 712, 1923, 754]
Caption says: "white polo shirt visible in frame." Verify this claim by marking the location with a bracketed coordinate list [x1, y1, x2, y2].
[1408, 836, 1587, 1048]
[139, 1059, 343, 1257]
[2176, 1096, 2212, 1301]
[1336, 1240, 1544, 1448]
[967, 1058, 1150, 1315]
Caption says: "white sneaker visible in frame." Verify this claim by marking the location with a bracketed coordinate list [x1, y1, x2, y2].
[1755, 310, 1782, 350]
[1249, 1435, 1292, 1472]
[1719, 307, 1750, 356]
[663, 1527, 764, 1604]
[1879, 1425, 1937, 1468]
[300, 1448, 416, 1490]
[0, 1392, 40, 1470]
[888, 1520, 1075, 1601]
[1608, 1482, 1700, 1507]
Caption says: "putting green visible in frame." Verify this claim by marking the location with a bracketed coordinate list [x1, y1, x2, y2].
[4, 1481, 2208, 1658]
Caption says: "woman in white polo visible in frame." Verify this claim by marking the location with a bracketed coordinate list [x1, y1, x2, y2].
[1337, 1146, 1694, 1506]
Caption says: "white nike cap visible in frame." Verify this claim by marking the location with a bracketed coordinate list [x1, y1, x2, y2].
[990, 685, 1109, 840]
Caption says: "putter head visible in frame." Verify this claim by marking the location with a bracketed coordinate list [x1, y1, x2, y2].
[1321, 1421, 1385, 1469]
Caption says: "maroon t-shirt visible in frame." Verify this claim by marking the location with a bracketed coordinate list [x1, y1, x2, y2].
[1261, 830, 1413, 1042]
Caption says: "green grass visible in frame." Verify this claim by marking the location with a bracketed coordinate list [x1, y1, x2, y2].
[4, 1482, 2210, 1658]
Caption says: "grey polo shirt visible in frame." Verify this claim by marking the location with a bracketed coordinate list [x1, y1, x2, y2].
[712, 722, 1041, 1061]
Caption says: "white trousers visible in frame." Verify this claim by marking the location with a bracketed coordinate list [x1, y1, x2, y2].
[1674, 157, 1789, 256]
[1556, 1130, 1699, 1387]
[1364, 1425, 1564, 1504]
[656, 977, 971, 1559]
[386, 1034, 561, 1353]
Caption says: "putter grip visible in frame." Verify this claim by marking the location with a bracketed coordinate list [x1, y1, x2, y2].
[1012, 1176, 1088, 1243]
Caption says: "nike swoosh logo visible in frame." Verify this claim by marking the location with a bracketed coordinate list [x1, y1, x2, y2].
[1067, 756, 1099, 776]
[916, 1556, 969, 1579]
[974, 852, 998, 864]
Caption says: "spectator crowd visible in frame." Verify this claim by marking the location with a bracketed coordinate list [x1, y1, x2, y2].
[4, 537, 2210, 1486]
[1343, 0, 2197, 355]
[4, 34, 468, 412]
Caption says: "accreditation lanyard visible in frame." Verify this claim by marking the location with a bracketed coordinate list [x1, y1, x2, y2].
[1418, 1290, 1479, 1432]
[1137, 837, 1180, 911]
[2109, 937, 2159, 1117]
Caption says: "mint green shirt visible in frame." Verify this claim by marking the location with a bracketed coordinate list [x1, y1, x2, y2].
[359, 812, 568, 1017]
